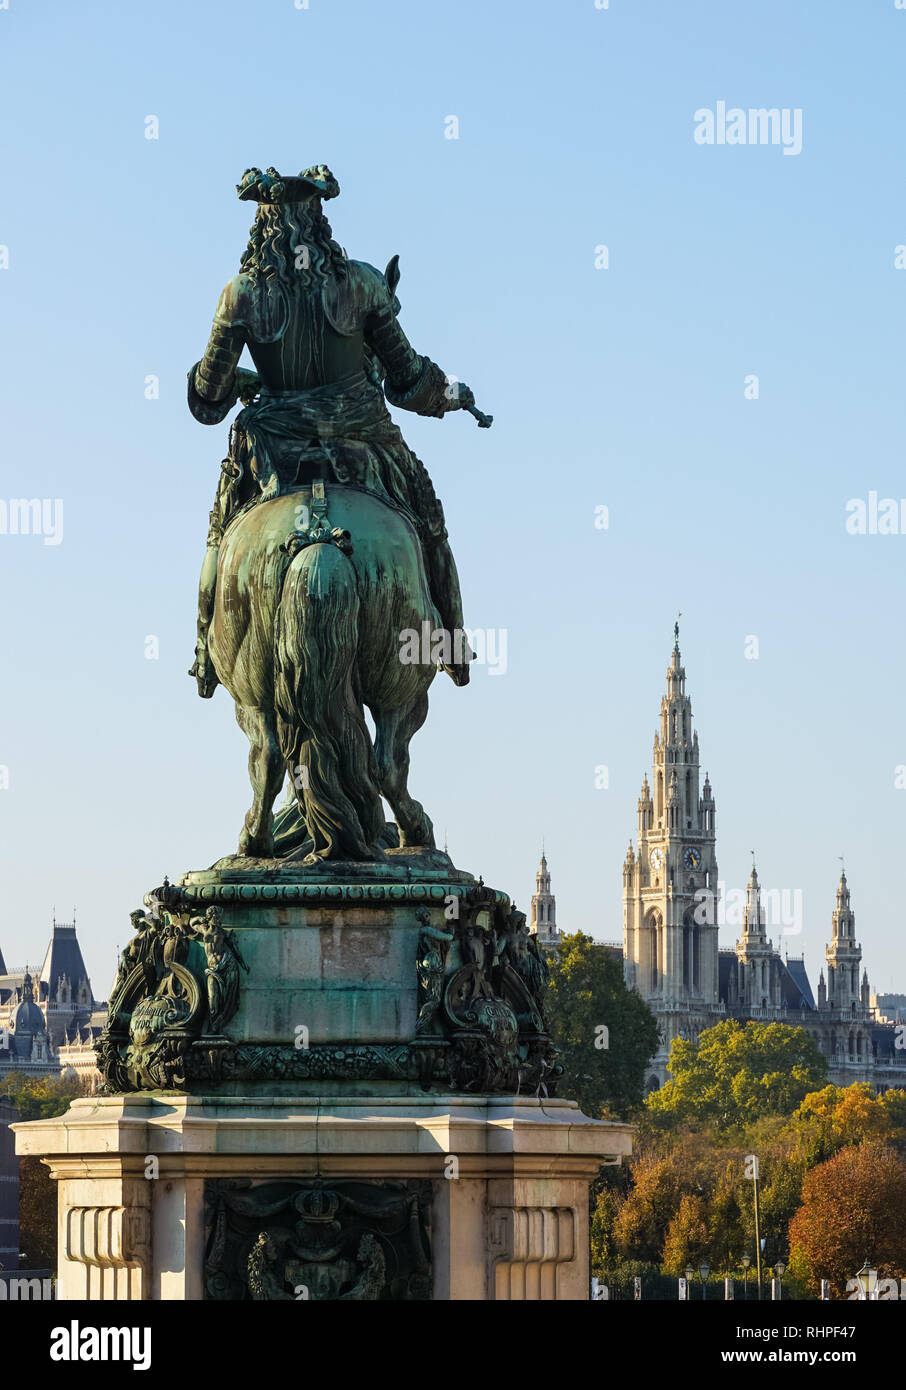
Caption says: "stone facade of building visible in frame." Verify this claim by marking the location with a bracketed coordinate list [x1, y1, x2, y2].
[0, 918, 105, 1083]
[620, 629, 906, 1094]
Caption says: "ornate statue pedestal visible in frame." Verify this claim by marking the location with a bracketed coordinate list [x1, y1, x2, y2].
[14, 1093, 631, 1300]
[15, 855, 633, 1299]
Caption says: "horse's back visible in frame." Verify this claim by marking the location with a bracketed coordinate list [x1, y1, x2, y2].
[210, 486, 437, 705]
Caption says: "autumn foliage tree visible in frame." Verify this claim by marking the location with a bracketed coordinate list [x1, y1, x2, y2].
[788, 1142, 906, 1296]
[790, 1083, 906, 1165]
[592, 1080, 906, 1294]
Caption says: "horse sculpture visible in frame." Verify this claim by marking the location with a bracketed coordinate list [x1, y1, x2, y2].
[208, 482, 440, 863]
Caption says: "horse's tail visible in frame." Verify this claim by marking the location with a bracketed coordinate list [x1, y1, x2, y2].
[273, 542, 384, 859]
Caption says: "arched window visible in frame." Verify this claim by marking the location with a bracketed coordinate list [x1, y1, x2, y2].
[647, 911, 662, 994]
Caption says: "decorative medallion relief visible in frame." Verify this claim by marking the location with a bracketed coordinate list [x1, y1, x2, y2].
[205, 1178, 432, 1301]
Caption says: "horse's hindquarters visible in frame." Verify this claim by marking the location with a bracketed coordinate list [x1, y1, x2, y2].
[209, 485, 440, 862]
[210, 488, 438, 709]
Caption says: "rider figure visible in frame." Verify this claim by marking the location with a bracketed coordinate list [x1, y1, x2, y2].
[187, 164, 476, 697]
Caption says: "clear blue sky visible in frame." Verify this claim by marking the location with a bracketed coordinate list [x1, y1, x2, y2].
[1, 0, 905, 1001]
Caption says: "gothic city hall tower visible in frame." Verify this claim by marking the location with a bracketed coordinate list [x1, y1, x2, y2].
[622, 626, 721, 1085]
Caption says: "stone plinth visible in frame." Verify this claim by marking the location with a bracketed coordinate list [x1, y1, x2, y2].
[94, 856, 558, 1098]
[15, 1094, 631, 1301]
[17, 853, 633, 1299]
[169, 855, 496, 1095]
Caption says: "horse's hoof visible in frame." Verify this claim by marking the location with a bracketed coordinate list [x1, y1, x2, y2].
[239, 832, 274, 859]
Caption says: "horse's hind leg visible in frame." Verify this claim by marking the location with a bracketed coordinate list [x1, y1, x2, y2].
[373, 693, 435, 848]
[236, 704, 284, 858]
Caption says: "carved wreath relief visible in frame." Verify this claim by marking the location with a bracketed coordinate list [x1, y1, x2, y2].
[205, 1179, 431, 1301]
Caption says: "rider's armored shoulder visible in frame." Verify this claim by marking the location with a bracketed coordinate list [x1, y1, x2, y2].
[213, 274, 253, 329]
[322, 260, 397, 337]
[213, 273, 285, 343]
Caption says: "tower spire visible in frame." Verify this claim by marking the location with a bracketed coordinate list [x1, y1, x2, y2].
[743, 856, 767, 942]
[622, 621, 720, 1064]
[824, 868, 862, 1014]
[530, 849, 559, 952]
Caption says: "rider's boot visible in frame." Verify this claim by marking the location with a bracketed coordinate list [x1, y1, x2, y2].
[427, 538, 474, 686]
[190, 544, 221, 698]
[189, 632, 220, 699]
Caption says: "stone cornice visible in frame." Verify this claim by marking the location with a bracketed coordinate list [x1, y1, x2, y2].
[173, 880, 508, 907]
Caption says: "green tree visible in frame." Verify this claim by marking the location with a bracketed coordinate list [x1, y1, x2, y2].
[647, 1020, 826, 1131]
[546, 932, 659, 1117]
[3, 1073, 88, 1269]
[3, 1072, 86, 1121]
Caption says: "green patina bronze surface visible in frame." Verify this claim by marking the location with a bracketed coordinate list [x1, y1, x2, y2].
[97, 870, 558, 1097]
[187, 164, 492, 865]
[95, 164, 560, 1101]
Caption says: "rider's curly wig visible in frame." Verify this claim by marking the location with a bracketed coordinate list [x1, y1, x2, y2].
[239, 201, 348, 294]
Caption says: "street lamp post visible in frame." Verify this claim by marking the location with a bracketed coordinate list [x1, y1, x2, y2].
[742, 1254, 751, 1301]
[700, 1261, 710, 1301]
[773, 1261, 786, 1302]
[745, 1154, 763, 1300]
[855, 1261, 878, 1302]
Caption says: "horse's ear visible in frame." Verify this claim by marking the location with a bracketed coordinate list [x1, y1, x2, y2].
[384, 254, 401, 295]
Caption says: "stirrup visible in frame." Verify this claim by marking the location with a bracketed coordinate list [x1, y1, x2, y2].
[441, 628, 474, 687]
[442, 659, 471, 688]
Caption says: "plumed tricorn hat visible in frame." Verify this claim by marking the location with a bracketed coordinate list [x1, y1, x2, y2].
[236, 165, 340, 204]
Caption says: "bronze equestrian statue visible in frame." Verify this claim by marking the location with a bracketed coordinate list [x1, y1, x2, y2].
[187, 165, 490, 863]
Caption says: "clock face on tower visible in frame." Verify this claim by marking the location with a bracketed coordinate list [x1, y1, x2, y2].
[683, 848, 701, 870]
[650, 848, 664, 872]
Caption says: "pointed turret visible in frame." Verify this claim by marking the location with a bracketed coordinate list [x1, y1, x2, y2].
[825, 868, 862, 1011]
[530, 851, 559, 952]
[742, 861, 768, 944]
[623, 840, 636, 889]
[638, 774, 652, 837]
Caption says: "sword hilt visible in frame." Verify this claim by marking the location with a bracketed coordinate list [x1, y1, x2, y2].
[466, 403, 493, 429]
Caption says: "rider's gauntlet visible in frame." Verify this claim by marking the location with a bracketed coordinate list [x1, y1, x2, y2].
[189, 321, 245, 423]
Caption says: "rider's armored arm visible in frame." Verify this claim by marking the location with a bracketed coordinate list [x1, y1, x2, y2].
[365, 302, 462, 419]
[187, 319, 245, 425]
